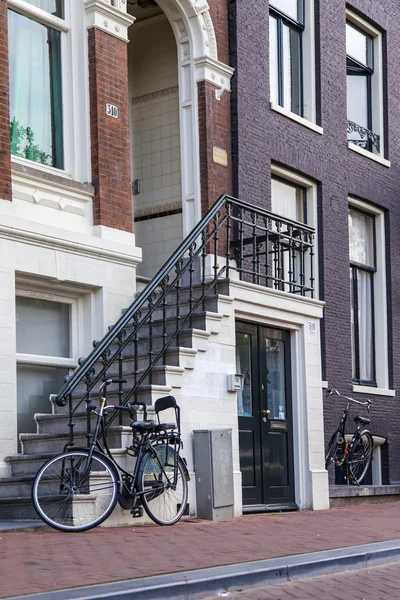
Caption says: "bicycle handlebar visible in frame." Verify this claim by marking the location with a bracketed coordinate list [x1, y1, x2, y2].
[326, 388, 372, 408]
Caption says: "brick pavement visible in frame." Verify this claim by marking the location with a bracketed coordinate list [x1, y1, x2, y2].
[206, 561, 400, 600]
[1, 503, 400, 598]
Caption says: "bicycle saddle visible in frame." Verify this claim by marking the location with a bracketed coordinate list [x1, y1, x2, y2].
[130, 419, 156, 431]
[354, 416, 371, 425]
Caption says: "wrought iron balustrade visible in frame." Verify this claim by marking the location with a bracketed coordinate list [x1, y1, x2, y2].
[55, 195, 315, 446]
[347, 120, 380, 153]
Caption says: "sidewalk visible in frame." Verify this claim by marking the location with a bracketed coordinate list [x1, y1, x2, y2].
[1, 502, 400, 598]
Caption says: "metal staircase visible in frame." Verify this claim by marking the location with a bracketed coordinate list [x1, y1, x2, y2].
[0, 194, 315, 520]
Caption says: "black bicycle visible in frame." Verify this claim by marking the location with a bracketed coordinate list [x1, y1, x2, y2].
[32, 378, 189, 532]
[325, 388, 373, 485]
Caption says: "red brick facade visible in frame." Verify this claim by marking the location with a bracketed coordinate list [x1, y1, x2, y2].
[88, 28, 132, 232]
[198, 80, 232, 215]
[0, 0, 12, 202]
[198, 1, 232, 216]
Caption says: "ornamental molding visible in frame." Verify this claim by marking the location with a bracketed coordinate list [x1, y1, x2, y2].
[134, 199, 182, 218]
[194, 56, 234, 91]
[11, 171, 93, 217]
[84, 0, 135, 42]
[131, 86, 179, 107]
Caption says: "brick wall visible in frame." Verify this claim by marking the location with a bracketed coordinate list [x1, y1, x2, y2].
[88, 28, 132, 232]
[230, 0, 400, 482]
[0, 1, 12, 202]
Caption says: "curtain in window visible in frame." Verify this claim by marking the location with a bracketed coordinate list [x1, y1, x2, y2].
[356, 270, 374, 381]
[9, 10, 63, 167]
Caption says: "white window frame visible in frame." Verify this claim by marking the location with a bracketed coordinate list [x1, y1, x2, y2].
[346, 9, 386, 164]
[270, 0, 321, 133]
[15, 288, 79, 371]
[349, 197, 393, 396]
[8, 0, 90, 182]
[271, 164, 319, 298]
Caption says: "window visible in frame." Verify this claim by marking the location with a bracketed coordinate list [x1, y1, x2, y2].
[16, 292, 77, 442]
[270, 172, 315, 295]
[346, 12, 384, 158]
[269, 0, 304, 116]
[349, 208, 376, 384]
[271, 177, 306, 223]
[9, 1, 65, 169]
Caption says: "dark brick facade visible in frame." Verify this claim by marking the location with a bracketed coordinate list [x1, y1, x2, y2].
[88, 28, 132, 232]
[0, 0, 12, 202]
[229, 0, 400, 482]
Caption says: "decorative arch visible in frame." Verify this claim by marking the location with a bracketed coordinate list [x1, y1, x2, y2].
[152, 0, 233, 235]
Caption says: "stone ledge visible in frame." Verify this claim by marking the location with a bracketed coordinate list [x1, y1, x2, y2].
[330, 485, 400, 498]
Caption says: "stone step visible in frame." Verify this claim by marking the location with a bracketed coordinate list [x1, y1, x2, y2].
[0, 497, 39, 520]
[19, 426, 133, 455]
[5, 448, 130, 477]
[0, 475, 35, 499]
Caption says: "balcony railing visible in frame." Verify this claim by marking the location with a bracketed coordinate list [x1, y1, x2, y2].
[347, 120, 380, 153]
[55, 195, 315, 446]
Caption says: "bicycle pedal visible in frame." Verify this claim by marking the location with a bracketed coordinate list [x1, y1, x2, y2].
[131, 507, 144, 518]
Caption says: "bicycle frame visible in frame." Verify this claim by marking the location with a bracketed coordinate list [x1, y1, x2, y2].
[66, 380, 182, 504]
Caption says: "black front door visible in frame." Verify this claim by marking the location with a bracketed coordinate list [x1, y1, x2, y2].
[236, 322, 296, 510]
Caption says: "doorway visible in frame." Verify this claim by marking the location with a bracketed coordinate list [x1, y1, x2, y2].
[236, 322, 296, 511]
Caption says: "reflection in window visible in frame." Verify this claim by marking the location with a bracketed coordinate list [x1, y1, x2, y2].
[346, 22, 379, 153]
[8, 9, 64, 168]
[349, 208, 376, 384]
[266, 338, 286, 420]
[236, 332, 252, 417]
[269, 0, 304, 116]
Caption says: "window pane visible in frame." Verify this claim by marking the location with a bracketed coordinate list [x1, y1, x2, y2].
[16, 297, 71, 357]
[270, 0, 302, 23]
[9, 10, 64, 168]
[271, 178, 305, 222]
[266, 338, 286, 420]
[269, 16, 279, 104]
[347, 74, 369, 132]
[356, 270, 374, 382]
[282, 24, 301, 115]
[346, 23, 373, 68]
[236, 332, 252, 417]
[17, 364, 68, 440]
[349, 209, 374, 267]
[24, 1, 64, 17]
[350, 268, 356, 379]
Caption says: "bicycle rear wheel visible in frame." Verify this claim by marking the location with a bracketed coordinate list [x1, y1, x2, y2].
[347, 431, 373, 484]
[32, 450, 119, 532]
[325, 431, 340, 470]
[138, 444, 188, 526]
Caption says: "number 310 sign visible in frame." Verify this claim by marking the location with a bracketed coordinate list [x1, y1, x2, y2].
[106, 103, 119, 118]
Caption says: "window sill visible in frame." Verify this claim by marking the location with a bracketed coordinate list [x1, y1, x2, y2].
[352, 385, 395, 397]
[348, 143, 391, 167]
[12, 156, 71, 179]
[271, 103, 323, 135]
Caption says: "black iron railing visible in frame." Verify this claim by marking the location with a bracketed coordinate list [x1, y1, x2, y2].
[56, 195, 315, 445]
[347, 120, 380, 153]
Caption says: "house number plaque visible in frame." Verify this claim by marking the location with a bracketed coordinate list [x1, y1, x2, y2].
[106, 103, 119, 118]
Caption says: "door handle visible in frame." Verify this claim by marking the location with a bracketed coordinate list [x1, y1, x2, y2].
[261, 409, 270, 416]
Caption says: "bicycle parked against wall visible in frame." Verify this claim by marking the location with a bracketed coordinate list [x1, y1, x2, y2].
[325, 388, 373, 485]
[32, 379, 189, 532]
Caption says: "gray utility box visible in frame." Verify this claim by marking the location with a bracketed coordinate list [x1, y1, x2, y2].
[193, 429, 234, 521]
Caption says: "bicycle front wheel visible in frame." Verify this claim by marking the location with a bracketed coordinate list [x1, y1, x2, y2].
[32, 450, 119, 532]
[347, 431, 373, 485]
[139, 444, 188, 526]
